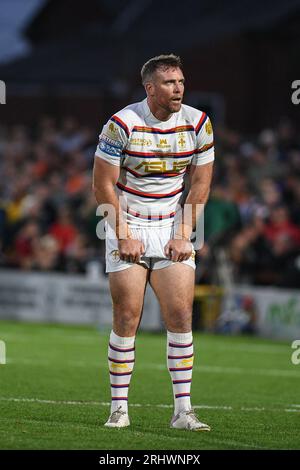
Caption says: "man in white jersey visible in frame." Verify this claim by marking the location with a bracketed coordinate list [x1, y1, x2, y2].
[93, 54, 214, 431]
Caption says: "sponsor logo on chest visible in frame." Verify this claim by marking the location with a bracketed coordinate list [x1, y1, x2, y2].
[134, 160, 190, 173]
[129, 137, 153, 147]
[157, 138, 171, 149]
[128, 131, 194, 154]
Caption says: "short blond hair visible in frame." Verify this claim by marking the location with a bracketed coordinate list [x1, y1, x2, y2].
[141, 54, 183, 85]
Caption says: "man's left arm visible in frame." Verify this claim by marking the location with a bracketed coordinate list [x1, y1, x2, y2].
[176, 113, 215, 241]
[175, 162, 214, 241]
[165, 113, 214, 262]
[165, 163, 213, 262]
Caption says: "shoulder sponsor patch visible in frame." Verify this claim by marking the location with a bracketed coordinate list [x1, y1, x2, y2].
[101, 134, 123, 148]
[98, 136, 123, 157]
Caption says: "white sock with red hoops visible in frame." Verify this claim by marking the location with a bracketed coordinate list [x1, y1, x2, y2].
[108, 330, 135, 414]
[167, 330, 194, 415]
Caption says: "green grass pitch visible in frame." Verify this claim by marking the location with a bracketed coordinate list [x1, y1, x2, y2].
[0, 320, 299, 450]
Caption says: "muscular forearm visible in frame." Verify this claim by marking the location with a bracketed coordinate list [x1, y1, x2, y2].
[93, 183, 132, 239]
[175, 184, 210, 240]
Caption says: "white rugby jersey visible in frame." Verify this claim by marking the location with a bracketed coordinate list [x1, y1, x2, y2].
[95, 98, 214, 227]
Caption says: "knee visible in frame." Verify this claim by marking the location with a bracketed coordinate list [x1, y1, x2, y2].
[166, 308, 192, 330]
[172, 308, 192, 320]
[113, 304, 141, 328]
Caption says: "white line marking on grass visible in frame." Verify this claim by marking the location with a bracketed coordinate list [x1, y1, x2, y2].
[5, 358, 300, 378]
[241, 407, 266, 411]
[193, 364, 300, 378]
[147, 363, 300, 378]
[141, 363, 300, 378]
[0, 397, 108, 406]
[193, 405, 233, 410]
[201, 344, 290, 355]
[0, 332, 101, 345]
[0, 397, 229, 410]
[0, 397, 298, 415]
[205, 437, 267, 450]
[1, 332, 290, 354]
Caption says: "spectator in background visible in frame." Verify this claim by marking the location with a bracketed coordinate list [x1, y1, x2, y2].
[49, 205, 77, 255]
[32, 235, 62, 272]
[204, 184, 241, 244]
[14, 220, 40, 269]
[0, 115, 299, 286]
[56, 117, 86, 154]
[230, 206, 300, 286]
[65, 233, 91, 273]
[263, 205, 300, 253]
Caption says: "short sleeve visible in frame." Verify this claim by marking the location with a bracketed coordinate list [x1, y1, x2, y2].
[95, 116, 129, 166]
[192, 113, 215, 166]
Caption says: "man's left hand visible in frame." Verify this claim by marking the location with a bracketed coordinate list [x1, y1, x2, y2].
[164, 239, 193, 262]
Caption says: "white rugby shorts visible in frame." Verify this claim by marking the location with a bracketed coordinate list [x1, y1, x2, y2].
[105, 223, 196, 273]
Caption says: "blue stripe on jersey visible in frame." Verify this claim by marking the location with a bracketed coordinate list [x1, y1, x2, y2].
[117, 182, 185, 199]
[123, 150, 194, 159]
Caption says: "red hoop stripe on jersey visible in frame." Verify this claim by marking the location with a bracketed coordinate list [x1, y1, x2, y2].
[117, 182, 184, 199]
[195, 142, 214, 154]
[111, 397, 128, 401]
[168, 342, 193, 348]
[111, 115, 130, 137]
[175, 393, 191, 398]
[124, 149, 195, 158]
[127, 208, 176, 220]
[110, 384, 130, 388]
[110, 371, 133, 376]
[168, 353, 194, 359]
[195, 113, 207, 135]
[169, 366, 193, 372]
[123, 166, 183, 178]
[172, 379, 192, 384]
[132, 125, 194, 134]
[109, 343, 135, 353]
[108, 357, 135, 364]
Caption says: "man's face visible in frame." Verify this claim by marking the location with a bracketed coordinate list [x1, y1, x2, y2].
[148, 66, 185, 115]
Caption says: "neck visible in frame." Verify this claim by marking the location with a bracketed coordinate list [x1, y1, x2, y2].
[147, 98, 173, 122]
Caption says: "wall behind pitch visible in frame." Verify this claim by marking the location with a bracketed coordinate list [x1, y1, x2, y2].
[0, 270, 162, 331]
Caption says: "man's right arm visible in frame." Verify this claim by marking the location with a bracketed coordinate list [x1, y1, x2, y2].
[92, 155, 145, 263]
[92, 157, 129, 239]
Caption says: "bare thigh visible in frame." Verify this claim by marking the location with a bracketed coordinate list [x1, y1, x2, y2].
[109, 264, 149, 336]
[149, 263, 195, 333]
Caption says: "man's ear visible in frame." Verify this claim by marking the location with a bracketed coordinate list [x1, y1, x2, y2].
[145, 82, 155, 96]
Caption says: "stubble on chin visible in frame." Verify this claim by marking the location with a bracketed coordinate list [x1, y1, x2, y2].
[170, 103, 181, 113]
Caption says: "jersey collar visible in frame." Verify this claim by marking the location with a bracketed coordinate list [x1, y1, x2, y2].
[142, 98, 177, 126]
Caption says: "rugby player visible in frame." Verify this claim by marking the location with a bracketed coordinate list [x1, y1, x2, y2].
[93, 54, 214, 431]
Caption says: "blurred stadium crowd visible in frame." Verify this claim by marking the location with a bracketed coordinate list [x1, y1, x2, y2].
[0, 115, 300, 287]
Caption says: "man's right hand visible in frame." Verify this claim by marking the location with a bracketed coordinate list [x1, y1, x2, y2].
[118, 239, 145, 264]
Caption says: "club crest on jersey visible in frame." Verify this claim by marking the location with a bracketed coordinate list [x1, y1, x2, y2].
[177, 133, 186, 150]
[205, 119, 213, 135]
[110, 250, 120, 262]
